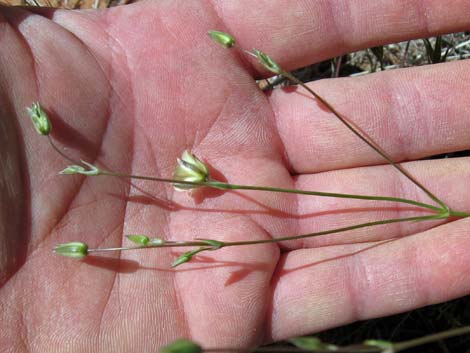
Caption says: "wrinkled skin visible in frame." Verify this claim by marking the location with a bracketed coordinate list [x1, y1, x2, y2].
[1, 1, 470, 352]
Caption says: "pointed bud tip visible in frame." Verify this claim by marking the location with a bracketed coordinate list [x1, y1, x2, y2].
[208, 30, 235, 48]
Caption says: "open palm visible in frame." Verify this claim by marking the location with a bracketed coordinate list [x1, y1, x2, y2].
[2, 1, 470, 352]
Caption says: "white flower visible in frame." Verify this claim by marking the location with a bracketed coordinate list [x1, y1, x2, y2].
[173, 150, 210, 191]
[27, 102, 52, 135]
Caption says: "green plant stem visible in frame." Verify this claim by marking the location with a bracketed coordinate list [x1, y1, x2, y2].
[208, 180, 442, 212]
[448, 209, 470, 217]
[393, 325, 470, 352]
[100, 170, 443, 212]
[280, 70, 448, 211]
[203, 326, 470, 352]
[206, 347, 378, 353]
[251, 346, 378, 353]
[48, 136, 81, 165]
[224, 214, 440, 246]
[86, 214, 441, 254]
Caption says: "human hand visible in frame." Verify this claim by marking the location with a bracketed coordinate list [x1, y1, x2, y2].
[1, 1, 470, 352]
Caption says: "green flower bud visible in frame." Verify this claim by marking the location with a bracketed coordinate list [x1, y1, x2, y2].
[171, 247, 208, 268]
[288, 337, 338, 351]
[53, 242, 88, 259]
[27, 102, 52, 135]
[59, 161, 101, 176]
[364, 340, 394, 353]
[60, 165, 86, 175]
[126, 235, 150, 246]
[161, 339, 202, 353]
[171, 253, 193, 268]
[253, 48, 282, 74]
[173, 150, 210, 191]
[208, 30, 235, 48]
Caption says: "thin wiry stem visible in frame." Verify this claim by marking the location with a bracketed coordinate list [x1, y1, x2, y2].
[203, 325, 470, 352]
[100, 170, 443, 212]
[224, 214, 440, 246]
[208, 181, 442, 212]
[280, 70, 448, 211]
[47, 136, 81, 165]
[86, 214, 441, 254]
[393, 325, 470, 352]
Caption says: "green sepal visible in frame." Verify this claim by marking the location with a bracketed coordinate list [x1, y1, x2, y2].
[161, 339, 202, 353]
[253, 48, 282, 74]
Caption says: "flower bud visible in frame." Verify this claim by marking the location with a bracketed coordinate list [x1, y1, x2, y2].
[59, 161, 101, 176]
[208, 30, 235, 48]
[288, 337, 338, 351]
[171, 247, 206, 268]
[27, 102, 52, 135]
[53, 242, 88, 259]
[161, 339, 202, 353]
[127, 234, 150, 246]
[171, 253, 193, 268]
[60, 165, 86, 175]
[173, 150, 210, 191]
[364, 340, 394, 353]
[253, 48, 282, 74]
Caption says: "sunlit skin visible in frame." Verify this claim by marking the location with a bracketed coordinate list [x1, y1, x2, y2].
[1, 1, 470, 352]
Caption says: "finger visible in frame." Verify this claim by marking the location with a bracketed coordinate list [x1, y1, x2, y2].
[267, 216, 470, 341]
[212, 0, 470, 71]
[277, 157, 470, 250]
[269, 61, 470, 173]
